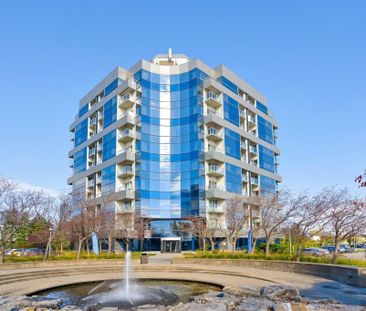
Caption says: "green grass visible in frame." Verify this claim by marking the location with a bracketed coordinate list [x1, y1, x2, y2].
[4, 251, 146, 263]
[184, 251, 366, 268]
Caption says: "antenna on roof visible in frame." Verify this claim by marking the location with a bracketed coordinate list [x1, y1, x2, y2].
[168, 48, 173, 60]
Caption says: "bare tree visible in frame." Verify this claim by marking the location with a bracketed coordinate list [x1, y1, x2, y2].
[41, 192, 70, 260]
[289, 192, 329, 261]
[115, 212, 135, 252]
[253, 189, 297, 257]
[0, 177, 48, 263]
[224, 196, 248, 252]
[322, 187, 366, 263]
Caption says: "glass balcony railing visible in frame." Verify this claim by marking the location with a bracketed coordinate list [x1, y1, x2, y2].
[206, 91, 219, 100]
[251, 177, 259, 185]
[208, 127, 218, 135]
[249, 146, 257, 154]
[248, 115, 256, 124]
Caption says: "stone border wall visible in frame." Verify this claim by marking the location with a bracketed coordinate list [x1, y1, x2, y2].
[172, 258, 366, 287]
[0, 259, 141, 270]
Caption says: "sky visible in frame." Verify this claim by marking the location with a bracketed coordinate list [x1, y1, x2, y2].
[0, 1, 365, 195]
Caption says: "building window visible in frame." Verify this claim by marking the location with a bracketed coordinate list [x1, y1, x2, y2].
[223, 95, 239, 126]
[102, 130, 116, 162]
[78, 103, 89, 118]
[224, 128, 241, 160]
[102, 165, 116, 194]
[260, 175, 276, 194]
[217, 76, 238, 94]
[258, 115, 273, 144]
[256, 101, 268, 115]
[259, 145, 275, 173]
[74, 119, 88, 147]
[104, 78, 122, 97]
[73, 148, 87, 173]
[225, 163, 242, 194]
[103, 96, 117, 128]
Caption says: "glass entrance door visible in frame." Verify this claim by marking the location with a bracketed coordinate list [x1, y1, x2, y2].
[161, 240, 181, 253]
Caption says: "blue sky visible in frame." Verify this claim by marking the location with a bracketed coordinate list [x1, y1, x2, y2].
[0, 1, 365, 194]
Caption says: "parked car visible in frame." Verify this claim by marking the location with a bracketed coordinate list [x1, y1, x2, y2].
[7, 248, 25, 256]
[321, 246, 336, 253]
[22, 248, 44, 256]
[303, 248, 329, 257]
[340, 244, 354, 253]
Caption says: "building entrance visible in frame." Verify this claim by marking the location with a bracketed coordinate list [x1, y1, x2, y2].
[160, 237, 181, 253]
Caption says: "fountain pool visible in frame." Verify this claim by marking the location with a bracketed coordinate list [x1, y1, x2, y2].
[33, 279, 222, 309]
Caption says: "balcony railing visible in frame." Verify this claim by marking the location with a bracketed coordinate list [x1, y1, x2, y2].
[207, 165, 223, 175]
[208, 127, 218, 135]
[240, 141, 247, 149]
[249, 146, 257, 154]
[88, 148, 95, 156]
[242, 175, 249, 183]
[248, 115, 256, 124]
[90, 117, 97, 126]
[206, 91, 219, 100]
[118, 129, 134, 141]
[251, 177, 259, 185]
[208, 184, 225, 191]
[118, 166, 133, 176]
[207, 206, 224, 213]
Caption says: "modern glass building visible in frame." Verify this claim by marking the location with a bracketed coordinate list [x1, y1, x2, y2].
[68, 51, 281, 251]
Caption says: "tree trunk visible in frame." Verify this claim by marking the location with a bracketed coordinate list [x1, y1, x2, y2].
[43, 243, 49, 261]
[250, 239, 257, 254]
[233, 238, 237, 252]
[265, 239, 270, 257]
[209, 237, 215, 251]
[332, 237, 339, 264]
[60, 242, 63, 253]
[108, 236, 112, 255]
[77, 239, 83, 260]
[86, 240, 90, 256]
[202, 238, 206, 253]
[0, 244, 5, 264]
[296, 242, 303, 262]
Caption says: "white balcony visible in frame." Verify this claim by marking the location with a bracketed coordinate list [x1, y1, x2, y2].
[248, 115, 256, 125]
[240, 141, 247, 150]
[207, 205, 225, 214]
[207, 165, 224, 177]
[207, 127, 222, 141]
[90, 117, 97, 127]
[118, 166, 134, 177]
[87, 179, 94, 188]
[239, 109, 246, 118]
[251, 177, 259, 186]
[88, 148, 96, 157]
[242, 175, 249, 183]
[250, 161, 257, 167]
[118, 129, 134, 142]
[120, 93, 134, 109]
[205, 91, 222, 108]
[249, 146, 257, 154]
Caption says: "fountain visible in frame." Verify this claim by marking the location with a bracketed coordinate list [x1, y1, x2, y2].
[124, 251, 131, 299]
[33, 252, 222, 309]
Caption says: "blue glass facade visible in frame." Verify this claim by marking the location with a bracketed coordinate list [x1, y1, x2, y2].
[260, 175, 277, 194]
[102, 165, 116, 194]
[223, 95, 239, 126]
[73, 147, 87, 173]
[135, 69, 207, 221]
[79, 104, 89, 118]
[256, 101, 268, 115]
[104, 78, 122, 97]
[224, 128, 241, 160]
[259, 145, 275, 173]
[217, 76, 238, 94]
[225, 163, 242, 194]
[102, 130, 116, 161]
[103, 96, 117, 128]
[74, 119, 88, 147]
[258, 115, 273, 144]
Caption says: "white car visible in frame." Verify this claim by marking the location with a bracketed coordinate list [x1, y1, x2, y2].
[303, 248, 329, 257]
